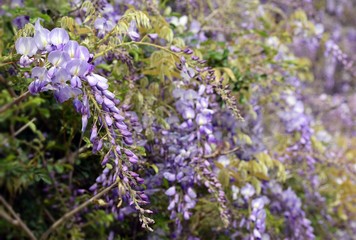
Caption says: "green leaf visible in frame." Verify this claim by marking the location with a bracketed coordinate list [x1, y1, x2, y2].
[218, 169, 230, 188]
[150, 164, 159, 174]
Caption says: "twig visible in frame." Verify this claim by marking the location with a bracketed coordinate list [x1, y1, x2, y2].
[0, 209, 15, 223]
[43, 208, 55, 223]
[14, 118, 37, 137]
[40, 181, 118, 240]
[0, 91, 31, 114]
[0, 118, 37, 146]
[0, 195, 37, 240]
[204, 146, 240, 159]
[67, 0, 84, 14]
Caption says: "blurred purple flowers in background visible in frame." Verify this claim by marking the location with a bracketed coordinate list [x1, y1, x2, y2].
[3, 0, 355, 239]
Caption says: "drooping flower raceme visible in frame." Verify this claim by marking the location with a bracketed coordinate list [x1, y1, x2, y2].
[278, 83, 330, 224]
[15, 19, 153, 230]
[266, 181, 315, 239]
[232, 183, 269, 240]
[146, 76, 230, 237]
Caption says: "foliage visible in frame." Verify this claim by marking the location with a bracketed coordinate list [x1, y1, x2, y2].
[0, 0, 355, 239]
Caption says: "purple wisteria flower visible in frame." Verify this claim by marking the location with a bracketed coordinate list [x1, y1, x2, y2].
[54, 86, 82, 103]
[15, 37, 38, 66]
[12, 15, 29, 29]
[49, 28, 69, 49]
[34, 19, 51, 50]
[249, 197, 269, 239]
[94, 17, 115, 37]
[241, 183, 256, 200]
[128, 20, 140, 41]
[28, 67, 52, 94]
[48, 50, 70, 68]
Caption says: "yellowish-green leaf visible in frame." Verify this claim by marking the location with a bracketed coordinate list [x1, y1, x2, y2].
[218, 169, 230, 188]
[150, 164, 159, 174]
[222, 67, 237, 82]
[239, 133, 253, 145]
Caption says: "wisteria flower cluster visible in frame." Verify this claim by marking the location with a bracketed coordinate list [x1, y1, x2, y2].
[266, 181, 315, 240]
[0, 0, 355, 239]
[15, 20, 90, 103]
[14, 18, 154, 230]
[148, 81, 230, 236]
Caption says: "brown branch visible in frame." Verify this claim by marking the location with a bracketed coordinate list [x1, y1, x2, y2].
[0, 91, 31, 114]
[43, 208, 55, 223]
[40, 181, 118, 240]
[0, 118, 37, 146]
[14, 118, 37, 137]
[0, 208, 16, 223]
[0, 195, 37, 240]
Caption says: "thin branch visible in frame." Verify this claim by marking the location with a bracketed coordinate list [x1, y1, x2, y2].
[40, 181, 118, 240]
[14, 118, 37, 137]
[204, 146, 240, 159]
[67, 0, 84, 14]
[0, 208, 16, 223]
[43, 208, 55, 223]
[0, 91, 31, 114]
[0, 195, 37, 240]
